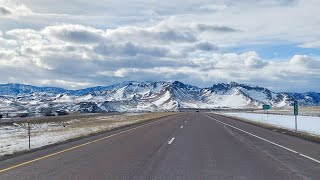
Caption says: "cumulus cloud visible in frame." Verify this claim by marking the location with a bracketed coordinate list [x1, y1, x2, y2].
[6, 29, 42, 40]
[197, 24, 239, 33]
[195, 42, 218, 51]
[182, 42, 219, 56]
[242, 51, 268, 68]
[105, 26, 197, 44]
[0, 4, 32, 16]
[0, 25, 318, 92]
[94, 42, 168, 57]
[0, 37, 17, 46]
[42, 24, 105, 43]
[298, 41, 320, 49]
[39, 79, 93, 89]
[289, 55, 320, 69]
[199, 4, 228, 11]
[207, 51, 268, 69]
[244, 57, 267, 68]
[0, 21, 317, 91]
[13, 5, 32, 16]
[0, 0, 319, 91]
[0, 6, 12, 15]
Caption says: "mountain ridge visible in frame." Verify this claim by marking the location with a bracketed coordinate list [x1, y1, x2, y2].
[0, 81, 316, 95]
[0, 81, 319, 115]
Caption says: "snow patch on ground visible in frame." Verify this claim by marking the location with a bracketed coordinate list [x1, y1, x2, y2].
[0, 112, 173, 157]
[153, 91, 171, 106]
[219, 112, 320, 136]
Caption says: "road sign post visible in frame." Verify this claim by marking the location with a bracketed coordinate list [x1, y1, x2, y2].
[294, 101, 298, 132]
[262, 105, 271, 121]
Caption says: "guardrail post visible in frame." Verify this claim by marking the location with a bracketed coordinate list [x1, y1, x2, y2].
[28, 121, 31, 149]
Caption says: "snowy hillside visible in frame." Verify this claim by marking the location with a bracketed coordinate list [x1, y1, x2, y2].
[0, 81, 319, 115]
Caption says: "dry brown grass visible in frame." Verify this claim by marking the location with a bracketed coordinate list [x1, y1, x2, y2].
[30, 112, 179, 136]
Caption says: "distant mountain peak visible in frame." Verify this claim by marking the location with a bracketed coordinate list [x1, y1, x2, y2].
[172, 81, 185, 87]
[228, 81, 253, 88]
[229, 81, 240, 86]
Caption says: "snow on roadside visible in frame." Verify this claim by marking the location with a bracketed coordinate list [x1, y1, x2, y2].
[0, 112, 172, 157]
[219, 112, 320, 136]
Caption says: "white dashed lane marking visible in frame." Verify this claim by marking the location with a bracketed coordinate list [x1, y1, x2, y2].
[168, 137, 175, 145]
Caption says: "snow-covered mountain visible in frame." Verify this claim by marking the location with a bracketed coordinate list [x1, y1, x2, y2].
[0, 81, 319, 115]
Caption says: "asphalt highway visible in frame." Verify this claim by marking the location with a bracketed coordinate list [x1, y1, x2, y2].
[1, 112, 320, 179]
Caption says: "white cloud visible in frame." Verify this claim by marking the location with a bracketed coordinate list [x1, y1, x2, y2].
[39, 79, 93, 89]
[31, 58, 53, 70]
[199, 4, 228, 11]
[242, 51, 268, 68]
[0, 27, 319, 91]
[105, 25, 197, 44]
[6, 29, 42, 40]
[289, 55, 320, 69]
[0, 6, 11, 15]
[42, 24, 105, 43]
[298, 41, 320, 49]
[0, 1, 319, 91]
[13, 5, 32, 16]
[202, 51, 268, 70]
[94, 42, 169, 57]
[0, 37, 17, 46]
[196, 24, 239, 33]
[0, 4, 32, 17]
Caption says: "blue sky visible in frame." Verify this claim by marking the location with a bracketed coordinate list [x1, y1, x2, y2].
[232, 44, 320, 60]
[0, 0, 319, 92]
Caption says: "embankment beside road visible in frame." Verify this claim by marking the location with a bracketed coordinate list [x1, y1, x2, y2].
[0, 112, 178, 158]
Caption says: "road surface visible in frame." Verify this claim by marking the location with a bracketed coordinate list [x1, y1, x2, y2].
[1, 112, 320, 179]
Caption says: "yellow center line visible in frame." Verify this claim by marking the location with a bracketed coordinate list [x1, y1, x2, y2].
[0, 119, 162, 173]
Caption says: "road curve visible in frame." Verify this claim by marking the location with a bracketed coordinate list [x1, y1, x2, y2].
[0, 112, 320, 179]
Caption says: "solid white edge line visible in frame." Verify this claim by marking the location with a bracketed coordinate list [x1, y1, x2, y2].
[299, 154, 320, 164]
[205, 114, 320, 164]
[168, 137, 175, 145]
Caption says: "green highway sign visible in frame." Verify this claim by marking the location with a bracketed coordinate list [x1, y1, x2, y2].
[263, 104, 271, 110]
[294, 101, 298, 115]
